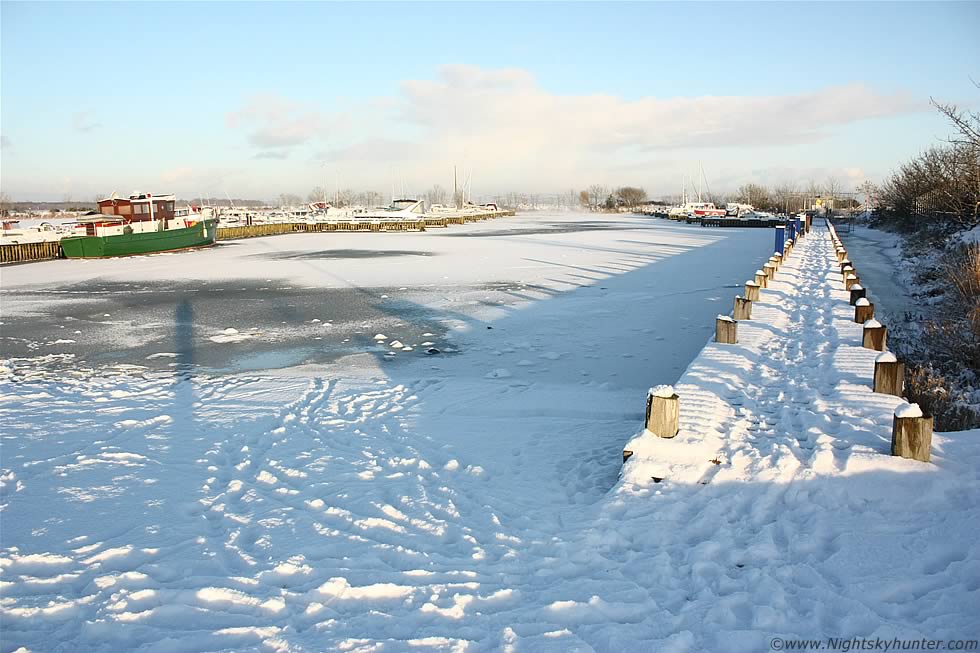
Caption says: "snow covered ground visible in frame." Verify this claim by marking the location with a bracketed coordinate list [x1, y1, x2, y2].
[1, 214, 977, 652]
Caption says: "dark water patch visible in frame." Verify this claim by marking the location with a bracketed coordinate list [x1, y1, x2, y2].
[444, 220, 641, 238]
[253, 249, 436, 261]
[0, 280, 454, 373]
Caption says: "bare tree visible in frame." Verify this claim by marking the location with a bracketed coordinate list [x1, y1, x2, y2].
[932, 81, 980, 149]
[424, 184, 447, 207]
[336, 189, 354, 207]
[735, 183, 771, 209]
[587, 184, 607, 211]
[615, 186, 648, 209]
[773, 183, 799, 214]
[308, 186, 328, 203]
[855, 180, 879, 210]
[824, 177, 846, 210]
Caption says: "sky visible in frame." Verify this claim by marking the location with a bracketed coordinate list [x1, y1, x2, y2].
[1, 1, 978, 202]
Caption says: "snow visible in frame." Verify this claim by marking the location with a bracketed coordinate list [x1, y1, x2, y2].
[851, 283, 863, 291]
[648, 384, 676, 398]
[864, 318, 883, 328]
[855, 297, 871, 306]
[1, 214, 977, 651]
[895, 402, 924, 418]
[716, 314, 735, 322]
[839, 227, 916, 321]
[876, 352, 898, 363]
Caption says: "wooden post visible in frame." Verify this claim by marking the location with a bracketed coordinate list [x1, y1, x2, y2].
[839, 259, 852, 274]
[862, 320, 887, 351]
[891, 404, 932, 463]
[845, 273, 860, 291]
[873, 352, 904, 397]
[645, 386, 680, 438]
[733, 296, 752, 320]
[854, 298, 874, 323]
[754, 270, 768, 289]
[841, 263, 854, 280]
[623, 449, 633, 463]
[744, 280, 760, 301]
[715, 316, 737, 344]
[849, 285, 866, 305]
[763, 263, 776, 280]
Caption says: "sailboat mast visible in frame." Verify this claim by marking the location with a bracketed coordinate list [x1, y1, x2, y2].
[698, 162, 703, 203]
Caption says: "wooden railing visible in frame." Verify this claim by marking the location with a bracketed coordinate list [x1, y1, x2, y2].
[0, 241, 63, 264]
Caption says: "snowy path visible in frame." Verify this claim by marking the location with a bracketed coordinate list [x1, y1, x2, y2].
[2, 221, 978, 652]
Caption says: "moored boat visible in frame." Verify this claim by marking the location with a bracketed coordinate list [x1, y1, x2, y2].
[60, 192, 217, 258]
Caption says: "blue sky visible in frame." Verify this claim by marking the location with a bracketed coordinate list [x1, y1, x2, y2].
[2, 1, 977, 201]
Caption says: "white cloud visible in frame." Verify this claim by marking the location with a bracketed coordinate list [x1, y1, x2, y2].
[226, 94, 342, 150]
[160, 166, 194, 183]
[73, 112, 102, 133]
[221, 65, 922, 194]
[394, 64, 917, 153]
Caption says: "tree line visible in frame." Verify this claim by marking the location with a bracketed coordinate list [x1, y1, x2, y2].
[860, 86, 980, 430]
[864, 87, 979, 235]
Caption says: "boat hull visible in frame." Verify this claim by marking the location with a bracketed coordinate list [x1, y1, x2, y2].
[61, 220, 217, 258]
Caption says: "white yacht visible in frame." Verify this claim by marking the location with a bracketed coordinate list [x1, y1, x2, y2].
[353, 199, 427, 221]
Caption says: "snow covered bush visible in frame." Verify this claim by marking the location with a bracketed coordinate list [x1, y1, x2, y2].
[889, 243, 980, 430]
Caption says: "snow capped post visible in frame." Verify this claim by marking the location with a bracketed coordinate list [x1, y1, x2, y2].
[645, 385, 680, 439]
[891, 402, 932, 463]
[774, 225, 785, 256]
[854, 297, 874, 323]
[763, 262, 777, 281]
[849, 284, 866, 305]
[754, 269, 768, 289]
[873, 352, 905, 397]
[744, 280, 760, 301]
[715, 315, 737, 344]
[836, 246, 847, 263]
[733, 296, 752, 320]
[862, 319, 887, 351]
[845, 273, 860, 291]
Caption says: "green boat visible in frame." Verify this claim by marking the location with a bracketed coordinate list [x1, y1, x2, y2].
[61, 219, 218, 258]
[60, 192, 217, 258]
